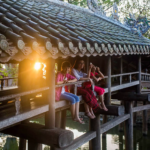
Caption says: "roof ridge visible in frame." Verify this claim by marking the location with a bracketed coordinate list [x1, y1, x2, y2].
[47, 0, 131, 31]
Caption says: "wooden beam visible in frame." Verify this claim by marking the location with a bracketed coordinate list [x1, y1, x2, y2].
[132, 104, 150, 112]
[113, 92, 150, 102]
[95, 105, 125, 116]
[2, 123, 74, 148]
[101, 114, 130, 134]
[0, 87, 49, 102]
[54, 114, 130, 150]
[45, 58, 55, 129]
[0, 105, 49, 131]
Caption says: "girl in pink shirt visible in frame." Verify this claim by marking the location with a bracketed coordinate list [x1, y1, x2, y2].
[55, 61, 84, 124]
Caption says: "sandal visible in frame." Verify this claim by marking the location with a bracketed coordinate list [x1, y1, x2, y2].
[85, 112, 95, 119]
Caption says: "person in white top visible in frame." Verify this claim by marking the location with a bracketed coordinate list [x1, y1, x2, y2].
[72, 59, 102, 118]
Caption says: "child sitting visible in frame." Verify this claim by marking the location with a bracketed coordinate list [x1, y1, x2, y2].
[55, 61, 84, 124]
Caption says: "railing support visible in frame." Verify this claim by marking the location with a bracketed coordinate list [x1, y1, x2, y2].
[120, 57, 123, 85]
[124, 101, 133, 150]
[106, 56, 111, 105]
[19, 138, 26, 150]
[28, 140, 42, 150]
[90, 114, 101, 150]
[45, 58, 55, 129]
[142, 101, 148, 135]
[137, 55, 141, 93]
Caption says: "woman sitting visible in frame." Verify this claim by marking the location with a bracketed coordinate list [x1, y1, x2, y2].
[55, 61, 84, 124]
[91, 65, 108, 111]
[72, 59, 104, 118]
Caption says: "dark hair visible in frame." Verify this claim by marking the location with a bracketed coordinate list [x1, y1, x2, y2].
[73, 59, 85, 72]
[61, 61, 71, 71]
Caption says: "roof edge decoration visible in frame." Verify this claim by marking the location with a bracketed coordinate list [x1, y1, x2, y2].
[124, 13, 150, 37]
[0, 0, 150, 63]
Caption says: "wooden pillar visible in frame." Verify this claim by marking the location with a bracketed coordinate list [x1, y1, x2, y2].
[102, 136, 106, 150]
[86, 57, 89, 73]
[124, 101, 133, 150]
[137, 55, 141, 94]
[120, 57, 123, 84]
[55, 111, 61, 128]
[119, 57, 123, 132]
[45, 58, 55, 129]
[106, 56, 111, 105]
[90, 115, 101, 150]
[119, 133, 123, 150]
[18, 60, 31, 111]
[133, 101, 137, 127]
[142, 101, 148, 135]
[134, 55, 141, 126]
[28, 140, 42, 150]
[103, 56, 111, 126]
[19, 138, 26, 150]
[60, 110, 67, 129]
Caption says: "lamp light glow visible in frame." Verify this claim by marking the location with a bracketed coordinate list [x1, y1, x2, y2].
[34, 62, 41, 70]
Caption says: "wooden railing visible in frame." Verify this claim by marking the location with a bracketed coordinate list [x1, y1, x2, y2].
[141, 73, 150, 81]
[104, 72, 139, 85]
[0, 77, 18, 90]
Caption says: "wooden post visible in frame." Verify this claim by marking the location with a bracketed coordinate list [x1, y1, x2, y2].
[102, 135, 106, 150]
[137, 55, 141, 94]
[55, 111, 61, 128]
[103, 56, 111, 126]
[90, 115, 101, 150]
[133, 101, 137, 127]
[28, 140, 42, 150]
[19, 138, 26, 150]
[134, 55, 141, 126]
[119, 57, 123, 132]
[60, 110, 67, 129]
[119, 133, 123, 150]
[18, 60, 31, 111]
[120, 57, 123, 85]
[142, 101, 148, 135]
[45, 58, 55, 129]
[124, 101, 133, 150]
[86, 57, 89, 73]
[106, 56, 111, 105]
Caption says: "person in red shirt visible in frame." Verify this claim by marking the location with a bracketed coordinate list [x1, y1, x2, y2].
[90, 65, 108, 111]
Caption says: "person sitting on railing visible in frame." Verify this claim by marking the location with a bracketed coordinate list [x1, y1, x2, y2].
[55, 61, 84, 124]
[72, 59, 107, 118]
[90, 64, 107, 111]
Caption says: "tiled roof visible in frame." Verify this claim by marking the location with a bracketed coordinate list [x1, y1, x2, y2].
[0, 0, 150, 62]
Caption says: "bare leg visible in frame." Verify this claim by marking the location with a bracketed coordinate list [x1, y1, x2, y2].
[70, 104, 75, 119]
[89, 107, 96, 118]
[84, 102, 95, 119]
[84, 102, 90, 112]
[99, 94, 108, 111]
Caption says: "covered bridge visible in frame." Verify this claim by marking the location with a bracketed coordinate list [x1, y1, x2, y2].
[0, 0, 150, 150]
